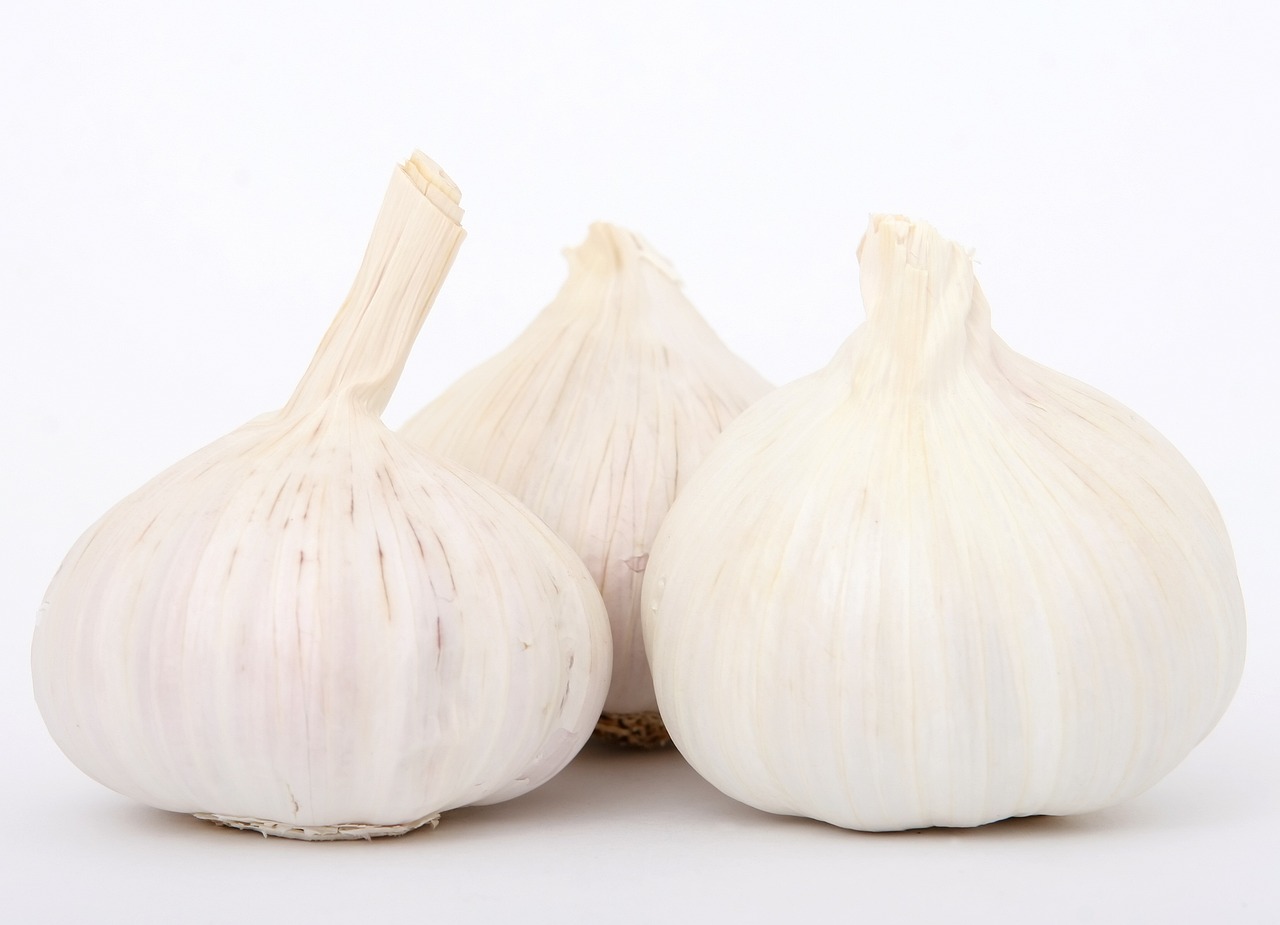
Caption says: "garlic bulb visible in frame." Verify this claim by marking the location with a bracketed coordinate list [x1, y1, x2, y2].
[642, 215, 1245, 830]
[402, 224, 769, 746]
[31, 153, 612, 839]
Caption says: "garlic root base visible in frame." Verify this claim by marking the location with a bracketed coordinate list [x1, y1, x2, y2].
[592, 711, 670, 748]
[194, 811, 441, 840]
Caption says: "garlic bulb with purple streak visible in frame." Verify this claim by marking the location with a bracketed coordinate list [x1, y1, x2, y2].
[31, 153, 611, 839]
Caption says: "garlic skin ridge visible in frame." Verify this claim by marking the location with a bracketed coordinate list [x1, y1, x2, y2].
[642, 215, 1245, 830]
[401, 223, 771, 746]
[31, 154, 612, 839]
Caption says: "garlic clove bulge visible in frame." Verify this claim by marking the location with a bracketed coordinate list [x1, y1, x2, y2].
[31, 153, 612, 839]
[401, 223, 770, 747]
[641, 215, 1245, 830]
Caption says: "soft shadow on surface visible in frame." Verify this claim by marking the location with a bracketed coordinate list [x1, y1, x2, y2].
[96, 738, 1258, 846]
[691, 774, 1262, 843]
[94, 742, 697, 848]
[116, 803, 442, 849]
[440, 741, 697, 836]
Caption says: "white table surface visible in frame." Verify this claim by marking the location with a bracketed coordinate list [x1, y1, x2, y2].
[3, 2, 1276, 921]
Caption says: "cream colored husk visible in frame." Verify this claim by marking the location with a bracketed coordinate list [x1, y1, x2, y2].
[642, 215, 1246, 830]
[31, 153, 612, 838]
[402, 224, 769, 743]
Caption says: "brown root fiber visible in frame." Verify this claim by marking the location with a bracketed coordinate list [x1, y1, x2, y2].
[592, 711, 671, 748]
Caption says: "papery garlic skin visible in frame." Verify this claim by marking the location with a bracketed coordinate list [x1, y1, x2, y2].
[402, 224, 769, 745]
[31, 154, 611, 839]
[642, 215, 1245, 830]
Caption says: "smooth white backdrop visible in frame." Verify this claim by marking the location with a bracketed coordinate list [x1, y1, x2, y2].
[2, 2, 1276, 922]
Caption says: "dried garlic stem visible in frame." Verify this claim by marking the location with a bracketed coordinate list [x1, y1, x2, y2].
[285, 152, 465, 417]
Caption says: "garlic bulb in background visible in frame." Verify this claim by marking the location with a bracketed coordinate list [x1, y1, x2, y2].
[402, 224, 770, 746]
[643, 215, 1245, 830]
[31, 153, 611, 840]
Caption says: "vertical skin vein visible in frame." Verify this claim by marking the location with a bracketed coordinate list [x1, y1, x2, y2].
[294, 528, 312, 822]
[899, 418, 923, 826]
[958, 401, 1043, 819]
[935, 410, 991, 823]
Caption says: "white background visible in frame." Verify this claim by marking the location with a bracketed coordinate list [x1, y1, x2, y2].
[2, 1, 1277, 921]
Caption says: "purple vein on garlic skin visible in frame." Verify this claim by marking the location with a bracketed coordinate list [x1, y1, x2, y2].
[31, 153, 612, 840]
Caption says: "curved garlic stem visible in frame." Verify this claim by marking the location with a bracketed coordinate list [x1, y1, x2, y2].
[285, 152, 466, 418]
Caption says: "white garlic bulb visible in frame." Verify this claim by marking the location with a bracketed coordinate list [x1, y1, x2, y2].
[642, 215, 1245, 830]
[31, 153, 612, 840]
[402, 224, 770, 746]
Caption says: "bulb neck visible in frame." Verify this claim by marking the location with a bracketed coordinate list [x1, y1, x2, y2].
[284, 153, 465, 418]
[539, 222, 702, 341]
[853, 215, 990, 395]
[564, 223, 681, 284]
